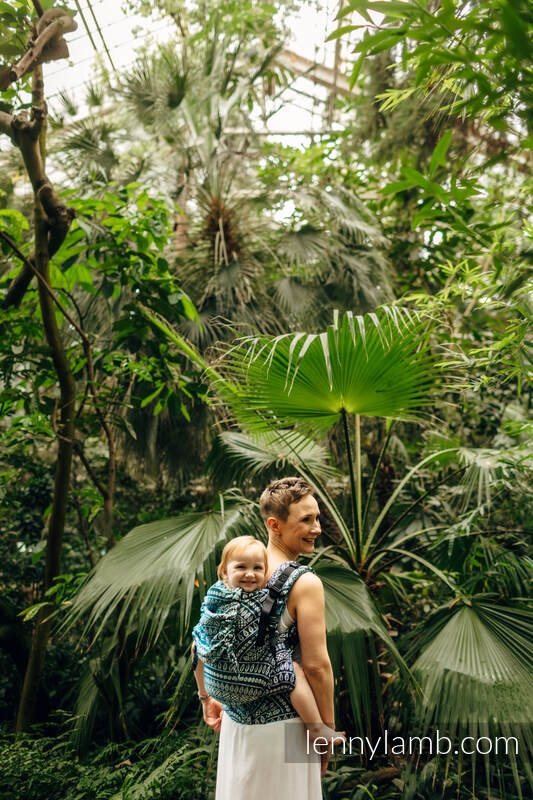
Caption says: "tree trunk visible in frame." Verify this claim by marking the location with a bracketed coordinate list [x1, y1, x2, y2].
[15, 68, 76, 733]
[174, 170, 189, 254]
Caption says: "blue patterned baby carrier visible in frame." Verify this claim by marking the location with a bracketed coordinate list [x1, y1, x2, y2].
[192, 561, 309, 705]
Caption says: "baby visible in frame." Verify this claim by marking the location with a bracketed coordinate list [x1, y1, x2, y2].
[193, 536, 345, 746]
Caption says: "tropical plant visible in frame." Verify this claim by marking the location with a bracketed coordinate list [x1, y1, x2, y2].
[2, 2, 531, 797]
[56, 310, 440, 729]
[99, 3, 393, 344]
[216, 306, 532, 795]
[30, 308, 533, 794]
[0, 1, 205, 727]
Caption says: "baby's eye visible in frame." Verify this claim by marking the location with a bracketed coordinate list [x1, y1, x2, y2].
[254, 566, 263, 571]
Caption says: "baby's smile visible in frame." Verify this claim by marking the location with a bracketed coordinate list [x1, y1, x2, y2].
[224, 548, 267, 593]
[236, 577, 263, 591]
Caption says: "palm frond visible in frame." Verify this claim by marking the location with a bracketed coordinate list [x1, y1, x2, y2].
[53, 118, 119, 183]
[206, 429, 337, 489]
[273, 277, 316, 316]
[316, 186, 386, 245]
[115, 56, 160, 124]
[314, 559, 410, 733]
[85, 81, 106, 108]
[109, 734, 215, 800]
[59, 498, 255, 651]
[412, 601, 533, 796]
[458, 537, 533, 597]
[71, 660, 101, 754]
[322, 247, 393, 311]
[276, 227, 330, 269]
[58, 119, 115, 156]
[56, 88, 78, 118]
[457, 443, 533, 511]
[219, 307, 451, 437]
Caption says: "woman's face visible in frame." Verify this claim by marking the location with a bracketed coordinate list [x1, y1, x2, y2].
[270, 494, 321, 558]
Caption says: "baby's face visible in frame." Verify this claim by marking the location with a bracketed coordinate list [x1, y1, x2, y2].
[224, 548, 266, 592]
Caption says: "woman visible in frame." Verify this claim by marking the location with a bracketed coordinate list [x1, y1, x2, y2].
[194, 477, 338, 799]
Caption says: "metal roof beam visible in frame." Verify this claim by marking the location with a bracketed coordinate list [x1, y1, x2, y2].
[274, 48, 356, 98]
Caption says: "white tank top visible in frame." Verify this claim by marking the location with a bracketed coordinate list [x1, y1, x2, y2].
[278, 606, 302, 662]
[277, 605, 295, 633]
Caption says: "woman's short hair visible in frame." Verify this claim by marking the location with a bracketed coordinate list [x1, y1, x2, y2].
[259, 477, 314, 523]
[217, 536, 268, 581]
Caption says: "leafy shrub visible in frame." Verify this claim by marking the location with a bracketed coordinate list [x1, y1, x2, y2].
[0, 722, 217, 800]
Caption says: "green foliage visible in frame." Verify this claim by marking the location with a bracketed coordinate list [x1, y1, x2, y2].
[1, 1, 532, 797]
[0, 0, 34, 103]
[0, 181, 206, 487]
[0, 724, 216, 800]
[206, 429, 338, 489]
[411, 601, 533, 793]
[334, 0, 533, 143]
[316, 559, 407, 731]
[0, 462, 52, 609]
[0, 1, 77, 110]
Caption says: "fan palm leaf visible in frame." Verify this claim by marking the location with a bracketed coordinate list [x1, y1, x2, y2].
[273, 276, 316, 317]
[276, 227, 331, 268]
[60, 498, 257, 651]
[457, 443, 533, 511]
[461, 539, 533, 597]
[220, 307, 448, 438]
[206, 429, 337, 489]
[115, 46, 188, 130]
[314, 186, 386, 245]
[219, 307, 456, 565]
[412, 601, 533, 796]
[314, 559, 411, 733]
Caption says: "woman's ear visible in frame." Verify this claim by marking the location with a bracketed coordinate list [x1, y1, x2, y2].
[266, 515, 280, 535]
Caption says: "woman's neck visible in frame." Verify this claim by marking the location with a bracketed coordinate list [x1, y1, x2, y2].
[266, 541, 299, 576]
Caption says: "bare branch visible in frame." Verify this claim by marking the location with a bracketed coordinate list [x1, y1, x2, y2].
[2, 98, 75, 308]
[0, 230, 86, 341]
[73, 441, 108, 500]
[49, 412, 109, 502]
[0, 11, 77, 91]
[3, 263, 37, 308]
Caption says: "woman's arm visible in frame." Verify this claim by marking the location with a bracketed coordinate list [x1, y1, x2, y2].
[290, 573, 335, 727]
[192, 644, 223, 732]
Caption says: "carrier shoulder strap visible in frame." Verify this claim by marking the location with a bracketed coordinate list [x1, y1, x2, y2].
[256, 561, 300, 647]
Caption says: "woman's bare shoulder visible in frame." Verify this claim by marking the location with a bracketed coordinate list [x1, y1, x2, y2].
[290, 571, 323, 600]
[286, 570, 323, 618]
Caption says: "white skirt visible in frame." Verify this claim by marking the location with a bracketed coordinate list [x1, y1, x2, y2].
[215, 712, 323, 799]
